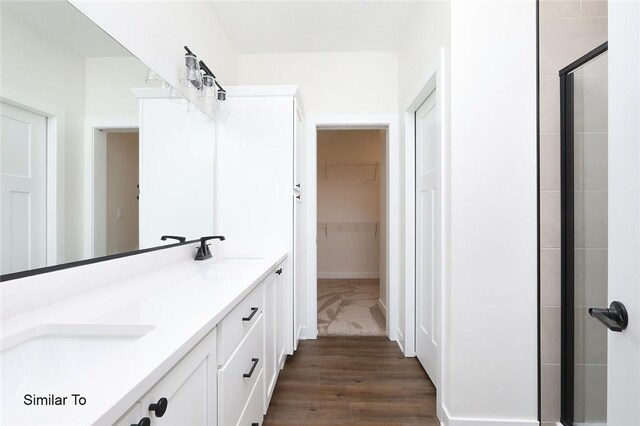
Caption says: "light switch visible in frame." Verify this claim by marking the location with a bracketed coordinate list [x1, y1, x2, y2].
[116, 208, 123, 219]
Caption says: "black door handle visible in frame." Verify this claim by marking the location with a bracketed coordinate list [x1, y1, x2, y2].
[242, 307, 259, 322]
[130, 418, 150, 426]
[589, 301, 628, 332]
[243, 358, 259, 378]
[148, 397, 168, 417]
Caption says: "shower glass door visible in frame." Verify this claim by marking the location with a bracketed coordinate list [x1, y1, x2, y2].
[560, 43, 608, 426]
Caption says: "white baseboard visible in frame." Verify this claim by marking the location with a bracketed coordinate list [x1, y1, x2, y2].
[317, 272, 380, 279]
[396, 328, 405, 353]
[440, 407, 538, 426]
[446, 418, 538, 426]
[300, 326, 318, 340]
[377, 298, 387, 316]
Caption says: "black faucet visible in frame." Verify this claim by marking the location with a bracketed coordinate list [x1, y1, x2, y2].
[195, 236, 225, 260]
[161, 235, 186, 243]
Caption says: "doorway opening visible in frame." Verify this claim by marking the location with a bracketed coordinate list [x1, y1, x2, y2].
[92, 129, 139, 257]
[316, 129, 388, 337]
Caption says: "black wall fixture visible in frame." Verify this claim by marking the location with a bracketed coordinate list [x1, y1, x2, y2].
[182, 46, 226, 101]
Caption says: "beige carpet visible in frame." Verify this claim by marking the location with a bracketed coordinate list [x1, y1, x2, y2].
[317, 279, 386, 336]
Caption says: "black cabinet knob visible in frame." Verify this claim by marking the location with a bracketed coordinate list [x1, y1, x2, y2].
[276, 268, 283, 275]
[296, 183, 301, 188]
[131, 418, 151, 426]
[148, 397, 168, 417]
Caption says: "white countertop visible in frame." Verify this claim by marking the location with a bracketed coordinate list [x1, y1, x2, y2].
[0, 253, 286, 425]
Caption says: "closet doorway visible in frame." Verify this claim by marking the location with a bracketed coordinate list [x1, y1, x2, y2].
[316, 129, 388, 336]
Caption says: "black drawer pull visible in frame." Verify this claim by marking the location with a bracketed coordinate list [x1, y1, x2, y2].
[242, 307, 259, 322]
[252, 423, 260, 426]
[148, 397, 168, 417]
[275, 268, 283, 275]
[130, 418, 150, 426]
[243, 358, 259, 378]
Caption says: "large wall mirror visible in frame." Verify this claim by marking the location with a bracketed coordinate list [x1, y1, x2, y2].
[0, 1, 215, 279]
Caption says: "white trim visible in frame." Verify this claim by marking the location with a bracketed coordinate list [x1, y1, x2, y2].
[441, 406, 539, 426]
[1, 95, 66, 266]
[377, 298, 387, 317]
[317, 272, 380, 279]
[396, 328, 405, 354]
[305, 114, 399, 343]
[83, 117, 139, 258]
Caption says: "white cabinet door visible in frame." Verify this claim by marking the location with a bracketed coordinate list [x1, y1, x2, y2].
[276, 266, 287, 369]
[0, 102, 47, 274]
[607, 2, 640, 424]
[113, 402, 142, 426]
[415, 89, 440, 387]
[263, 272, 277, 405]
[138, 98, 215, 248]
[139, 329, 216, 426]
[293, 195, 304, 349]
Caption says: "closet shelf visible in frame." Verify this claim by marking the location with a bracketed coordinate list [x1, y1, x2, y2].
[317, 161, 380, 183]
[317, 221, 379, 239]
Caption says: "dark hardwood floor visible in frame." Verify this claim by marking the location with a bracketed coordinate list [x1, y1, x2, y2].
[264, 336, 438, 425]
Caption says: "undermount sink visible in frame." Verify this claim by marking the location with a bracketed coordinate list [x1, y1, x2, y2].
[1, 324, 155, 397]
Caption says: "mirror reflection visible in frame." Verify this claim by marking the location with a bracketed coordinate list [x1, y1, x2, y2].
[0, 1, 215, 277]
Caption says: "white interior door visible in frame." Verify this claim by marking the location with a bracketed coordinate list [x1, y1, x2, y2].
[607, 2, 640, 423]
[415, 90, 440, 386]
[0, 102, 47, 274]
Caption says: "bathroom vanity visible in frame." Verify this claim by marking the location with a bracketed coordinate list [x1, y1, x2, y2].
[0, 243, 288, 425]
[0, 3, 305, 425]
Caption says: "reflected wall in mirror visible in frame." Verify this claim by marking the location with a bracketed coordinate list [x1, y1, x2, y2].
[0, 1, 214, 277]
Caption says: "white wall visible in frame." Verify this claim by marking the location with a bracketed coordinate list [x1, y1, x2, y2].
[85, 57, 148, 119]
[317, 130, 382, 279]
[70, 0, 238, 117]
[445, 0, 538, 423]
[236, 51, 398, 116]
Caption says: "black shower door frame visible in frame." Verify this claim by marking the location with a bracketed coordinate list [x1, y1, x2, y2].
[559, 41, 608, 426]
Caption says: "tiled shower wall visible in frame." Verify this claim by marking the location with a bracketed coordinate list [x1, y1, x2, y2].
[539, 0, 607, 423]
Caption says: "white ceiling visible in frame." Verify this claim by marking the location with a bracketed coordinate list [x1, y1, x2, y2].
[2, 1, 131, 58]
[211, 1, 421, 54]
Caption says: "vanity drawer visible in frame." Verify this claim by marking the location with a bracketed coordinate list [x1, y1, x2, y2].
[218, 314, 264, 426]
[218, 283, 264, 365]
[237, 369, 264, 426]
